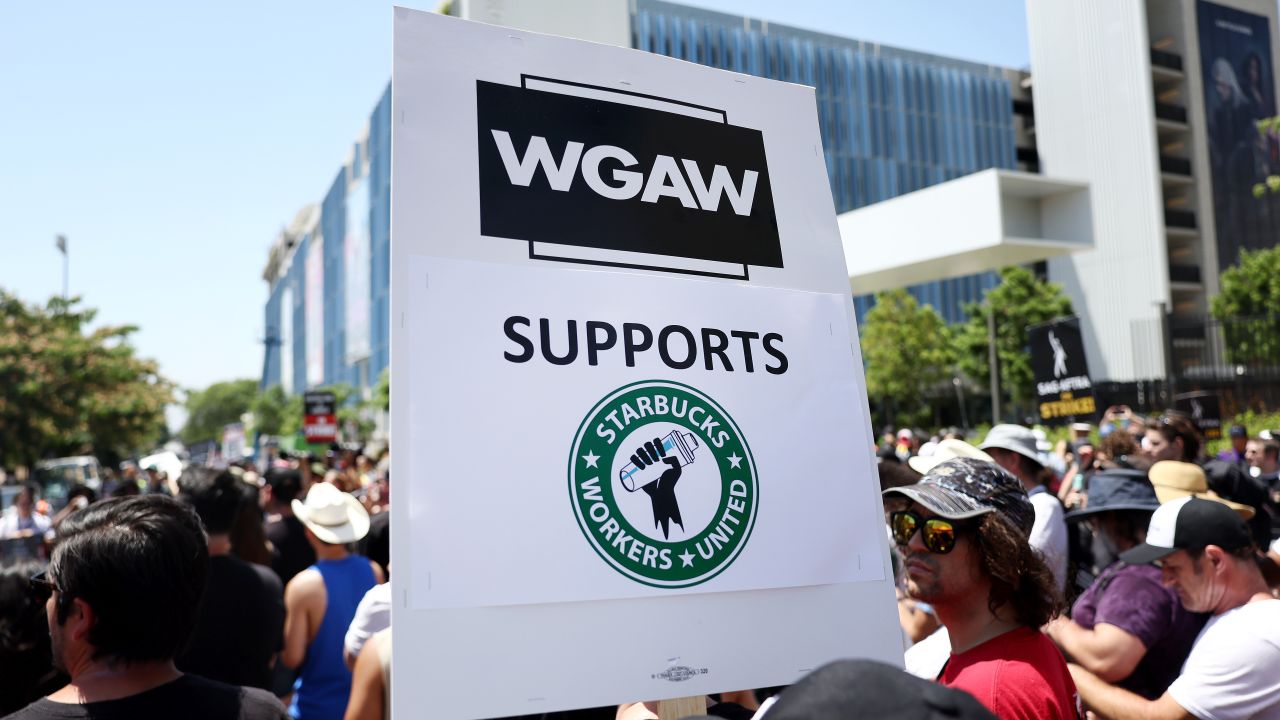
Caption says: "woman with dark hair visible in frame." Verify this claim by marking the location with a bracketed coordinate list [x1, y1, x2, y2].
[1045, 470, 1207, 700]
[0, 560, 64, 713]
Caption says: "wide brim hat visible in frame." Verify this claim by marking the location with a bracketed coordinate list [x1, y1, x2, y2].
[292, 481, 371, 544]
[1065, 469, 1159, 520]
[884, 457, 1035, 537]
[978, 424, 1044, 468]
[1148, 460, 1255, 520]
[908, 439, 994, 476]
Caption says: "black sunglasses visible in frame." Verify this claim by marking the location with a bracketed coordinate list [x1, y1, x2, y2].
[890, 510, 964, 554]
[29, 571, 58, 603]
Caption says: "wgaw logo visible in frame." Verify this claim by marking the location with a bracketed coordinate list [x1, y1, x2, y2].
[477, 75, 783, 280]
[569, 380, 758, 587]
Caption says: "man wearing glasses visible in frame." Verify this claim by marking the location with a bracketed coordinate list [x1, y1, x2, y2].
[6, 495, 285, 720]
[884, 457, 1079, 719]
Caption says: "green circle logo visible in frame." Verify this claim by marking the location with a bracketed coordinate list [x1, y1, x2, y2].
[568, 380, 758, 587]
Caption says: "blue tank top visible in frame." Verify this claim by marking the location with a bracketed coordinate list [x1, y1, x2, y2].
[289, 555, 377, 720]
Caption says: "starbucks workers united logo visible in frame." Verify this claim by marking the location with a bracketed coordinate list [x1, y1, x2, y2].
[569, 380, 758, 587]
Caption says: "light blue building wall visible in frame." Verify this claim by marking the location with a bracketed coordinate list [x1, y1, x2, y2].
[262, 4, 1023, 392]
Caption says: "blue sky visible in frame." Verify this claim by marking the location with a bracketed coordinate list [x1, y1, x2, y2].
[0, 1, 1027, 426]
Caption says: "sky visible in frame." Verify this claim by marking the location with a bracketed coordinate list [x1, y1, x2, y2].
[0, 1, 1028, 428]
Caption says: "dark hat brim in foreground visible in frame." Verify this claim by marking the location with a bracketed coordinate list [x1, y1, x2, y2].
[1119, 541, 1177, 566]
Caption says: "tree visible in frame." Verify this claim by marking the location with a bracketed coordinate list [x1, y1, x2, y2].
[180, 379, 259, 445]
[1210, 246, 1280, 365]
[372, 368, 390, 413]
[0, 291, 173, 469]
[861, 288, 956, 427]
[956, 266, 1074, 414]
[250, 384, 295, 437]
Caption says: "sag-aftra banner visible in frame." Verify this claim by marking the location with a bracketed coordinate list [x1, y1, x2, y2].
[390, 9, 898, 718]
[1028, 316, 1096, 425]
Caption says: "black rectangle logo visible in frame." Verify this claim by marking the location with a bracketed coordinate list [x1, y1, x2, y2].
[477, 76, 782, 279]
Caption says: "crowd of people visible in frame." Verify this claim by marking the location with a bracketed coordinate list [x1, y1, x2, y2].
[1, 410, 1279, 719]
[0, 446, 391, 719]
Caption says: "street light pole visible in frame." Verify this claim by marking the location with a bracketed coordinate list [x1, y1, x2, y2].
[953, 376, 969, 431]
[988, 304, 1001, 424]
[55, 234, 68, 301]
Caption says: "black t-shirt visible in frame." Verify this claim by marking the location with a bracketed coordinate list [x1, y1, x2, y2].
[177, 555, 284, 691]
[359, 511, 390, 580]
[2, 674, 286, 720]
[265, 515, 315, 586]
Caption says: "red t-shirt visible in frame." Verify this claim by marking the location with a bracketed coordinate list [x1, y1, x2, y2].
[939, 626, 1080, 720]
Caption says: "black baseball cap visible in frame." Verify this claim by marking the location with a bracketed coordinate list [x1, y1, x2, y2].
[1120, 496, 1254, 565]
[882, 457, 1035, 537]
[1229, 424, 1248, 439]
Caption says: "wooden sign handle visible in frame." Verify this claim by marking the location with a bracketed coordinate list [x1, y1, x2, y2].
[657, 696, 707, 720]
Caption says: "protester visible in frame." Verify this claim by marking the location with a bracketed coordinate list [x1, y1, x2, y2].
[980, 424, 1069, 592]
[282, 482, 383, 720]
[177, 468, 285, 691]
[884, 457, 1078, 718]
[262, 469, 316, 585]
[1069, 497, 1280, 719]
[344, 582, 391, 669]
[1247, 436, 1279, 478]
[1143, 413, 1201, 464]
[2, 495, 286, 719]
[0, 561, 62, 715]
[1146, 413, 1271, 544]
[0, 486, 51, 540]
[1045, 469, 1207, 699]
[1217, 424, 1249, 468]
[343, 629, 390, 720]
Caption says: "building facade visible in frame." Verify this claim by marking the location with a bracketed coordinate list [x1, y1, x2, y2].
[261, 0, 1035, 392]
[1027, 0, 1280, 387]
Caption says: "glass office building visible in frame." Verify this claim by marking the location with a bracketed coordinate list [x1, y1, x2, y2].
[634, 0, 1017, 324]
[262, 1, 1023, 392]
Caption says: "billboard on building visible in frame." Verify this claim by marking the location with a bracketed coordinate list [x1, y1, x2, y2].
[279, 286, 294, 395]
[1029, 316, 1096, 425]
[1197, 0, 1280, 268]
[305, 236, 325, 387]
[345, 176, 372, 365]
[391, 9, 897, 718]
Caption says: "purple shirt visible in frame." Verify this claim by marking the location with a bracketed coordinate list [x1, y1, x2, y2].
[1072, 562, 1208, 699]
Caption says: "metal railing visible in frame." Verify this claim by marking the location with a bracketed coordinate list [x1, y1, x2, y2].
[1151, 48, 1184, 72]
[1160, 155, 1192, 176]
[1155, 102, 1188, 123]
[1165, 209, 1197, 229]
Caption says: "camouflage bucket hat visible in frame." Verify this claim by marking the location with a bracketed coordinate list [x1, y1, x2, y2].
[883, 457, 1035, 537]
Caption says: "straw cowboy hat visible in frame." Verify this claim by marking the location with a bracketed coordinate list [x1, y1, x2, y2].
[1148, 460, 1255, 520]
[292, 481, 371, 544]
[908, 438, 995, 476]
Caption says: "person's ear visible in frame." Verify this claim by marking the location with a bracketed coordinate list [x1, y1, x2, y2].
[69, 597, 96, 643]
[1203, 545, 1227, 572]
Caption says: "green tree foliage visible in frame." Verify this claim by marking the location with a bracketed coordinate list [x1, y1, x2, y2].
[956, 267, 1074, 412]
[180, 379, 259, 445]
[373, 368, 390, 412]
[250, 382, 372, 441]
[1210, 246, 1280, 365]
[861, 288, 955, 427]
[0, 291, 173, 468]
[250, 384, 295, 437]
